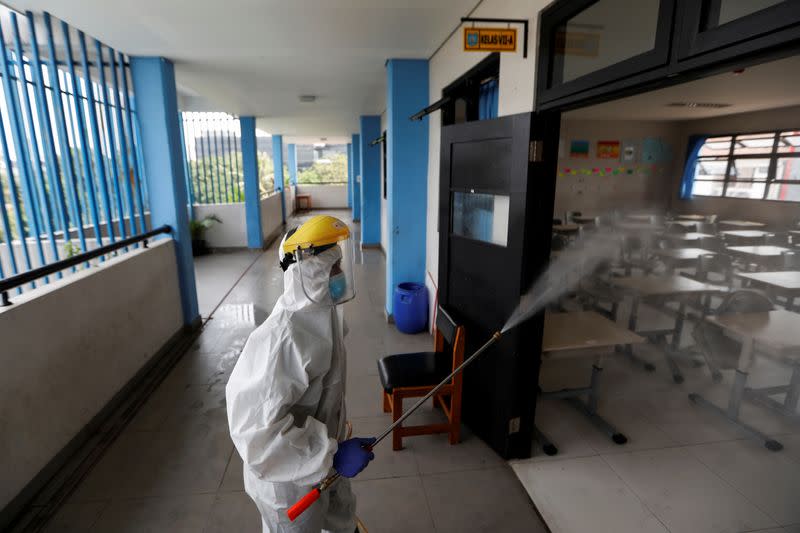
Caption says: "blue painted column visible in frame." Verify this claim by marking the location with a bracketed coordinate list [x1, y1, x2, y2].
[272, 134, 286, 223]
[130, 56, 199, 326]
[346, 143, 353, 208]
[359, 116, 381, 246]
[287, 143, 298, 186]
[351, 134, 361, 222]
[240, 116, 263, 249]
[386, 59, 429, 317]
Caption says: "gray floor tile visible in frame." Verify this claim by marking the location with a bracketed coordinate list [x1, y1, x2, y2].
[604, 447, 777, 533]
[423, 466, 546, 533]
[511, 456, 666, 533]
[351, 476, 435, 533]
[203, 491, 262, 533]
[218, 449, 244, 492]
[89, 494, 215, 533]
[349, 416, 419, 481]
[42, 501, 109, 532]
[689, 439, 800, 526]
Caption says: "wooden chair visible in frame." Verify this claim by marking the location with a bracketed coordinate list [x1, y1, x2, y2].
[377, 307, 465, 451]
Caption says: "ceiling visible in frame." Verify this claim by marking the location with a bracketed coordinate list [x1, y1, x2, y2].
[6, 0, 478, 137]
[565, 54, 800, 121]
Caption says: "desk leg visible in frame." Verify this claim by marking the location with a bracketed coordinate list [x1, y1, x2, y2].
[533, 426, 558, 456]
[689, 368, 783, 451]
[624, 297, 655, 371]
[565, 365, 627, 445]
[745, 365, 800, 418]
[665, 301, 687, 383]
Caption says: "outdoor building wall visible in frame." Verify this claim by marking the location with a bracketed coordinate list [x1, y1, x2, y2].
[285, 184, 297, 217]
[0, 239, 183, 512]
[295, 184, 348, 209]
[671, 105, 800, 226]
[424, 0, 548, 328]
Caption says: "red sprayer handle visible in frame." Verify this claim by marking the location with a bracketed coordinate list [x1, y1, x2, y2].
[287, 487, 321, 521]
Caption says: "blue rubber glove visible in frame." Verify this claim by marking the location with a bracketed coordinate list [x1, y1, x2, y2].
[333, 437, 376, 478]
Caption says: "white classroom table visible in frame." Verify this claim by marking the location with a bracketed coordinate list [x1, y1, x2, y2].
[691, 310, 800, 451]
[735, 271, 800, 311]
[719, 220, 766, 228]
[536, 311, 645, 455]
[611, 274, 727, 382]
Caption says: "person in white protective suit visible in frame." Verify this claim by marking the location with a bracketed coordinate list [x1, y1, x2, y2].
[226, 215, 375, 533]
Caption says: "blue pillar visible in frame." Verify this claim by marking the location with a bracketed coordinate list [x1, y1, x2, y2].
[130, 56, 199, 326]
[346, 143, 353, 208]
[386, 59, 429, 317]
[240, 116, 263, 249]
[272, 134, 286, 223]
[288, 143, 298, 186]
[351, 134, 361, 222]
[359, 116, 381, 246]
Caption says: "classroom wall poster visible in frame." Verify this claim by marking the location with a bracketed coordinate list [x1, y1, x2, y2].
[569, 140, 590, 158]
[622, 140, 637, 162]
[597, 140, 620, 159]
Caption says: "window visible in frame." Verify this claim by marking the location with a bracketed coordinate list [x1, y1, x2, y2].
[688, 129, 800, 202]
[440, 53, 500, 126]
[451, 192, 510, 246]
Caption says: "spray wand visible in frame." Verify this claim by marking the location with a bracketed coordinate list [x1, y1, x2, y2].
[287, 331, 503, 521]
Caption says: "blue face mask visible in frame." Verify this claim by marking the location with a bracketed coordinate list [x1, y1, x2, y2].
[329, 272, 348, 302]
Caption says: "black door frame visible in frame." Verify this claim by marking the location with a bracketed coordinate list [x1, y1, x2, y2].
[537, 0, 800, 112]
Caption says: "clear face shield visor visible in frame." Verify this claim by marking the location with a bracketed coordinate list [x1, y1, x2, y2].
[295, 236, 356, 305]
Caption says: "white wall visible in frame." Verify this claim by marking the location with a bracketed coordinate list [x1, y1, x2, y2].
[261, 192, 284, 243]
[193, 202, 247, 248]
[295, 184, 348, 208]
[0, 239, 183, 512]
[555, 118, 682, 217]
[285, 185, 297, 217]
[424, 0, 548, 327]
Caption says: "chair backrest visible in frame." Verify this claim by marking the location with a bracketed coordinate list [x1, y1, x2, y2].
[434, 306, 465, 389]
[716, 289, 774, 314]
[698, 236, 723, 252]
[552, 218, 563, 226]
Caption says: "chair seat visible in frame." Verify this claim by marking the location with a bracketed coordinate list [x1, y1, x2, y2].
[377, 351, 451, 393]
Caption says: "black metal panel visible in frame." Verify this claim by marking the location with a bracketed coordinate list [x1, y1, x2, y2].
[451, 138, 512, 193]
[536, 0, 675, 106]
[438, 112, 560, 459]
[676, 0, 800, 60]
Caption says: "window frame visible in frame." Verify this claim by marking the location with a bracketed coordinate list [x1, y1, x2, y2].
[690, 128, 800, 202]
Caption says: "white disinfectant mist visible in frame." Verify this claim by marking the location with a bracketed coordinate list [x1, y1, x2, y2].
[501, 229, 623, 334]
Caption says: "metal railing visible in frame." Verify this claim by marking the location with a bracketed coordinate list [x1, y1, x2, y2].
[0, 224, 170, 306]
[181, 112, 243, 205]
[0, 9, 149, 291]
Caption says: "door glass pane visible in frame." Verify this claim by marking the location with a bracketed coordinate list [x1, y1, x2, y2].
[554, 0, 660, 84]
[730, 158, 770, 180]
[704, 0, 784, 29]
[692, 180, 724, 197]
[766, 183, 800, 201]
[452, 192, 509, 246]
[725, 181, 766, 199]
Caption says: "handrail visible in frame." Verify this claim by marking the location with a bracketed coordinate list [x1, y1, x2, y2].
[0, 225, 172, 306]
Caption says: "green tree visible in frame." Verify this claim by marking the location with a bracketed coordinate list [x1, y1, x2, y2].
[297, 153, 347, 185]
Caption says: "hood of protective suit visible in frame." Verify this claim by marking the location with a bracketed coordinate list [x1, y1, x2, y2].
[281, 245, 343, 310]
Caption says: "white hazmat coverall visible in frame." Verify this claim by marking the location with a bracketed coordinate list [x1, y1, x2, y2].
[226, 245, 355, 533]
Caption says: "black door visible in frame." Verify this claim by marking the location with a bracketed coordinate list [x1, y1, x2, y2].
[438, 112, 559, 459]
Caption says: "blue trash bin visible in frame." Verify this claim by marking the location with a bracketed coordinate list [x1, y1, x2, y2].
[393, 282, 428, 334]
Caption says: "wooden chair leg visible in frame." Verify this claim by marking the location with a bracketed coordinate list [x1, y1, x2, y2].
[382, 391, 391, 413]
[391, 391, 403, 451]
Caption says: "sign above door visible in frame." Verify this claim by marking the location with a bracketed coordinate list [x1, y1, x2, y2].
[464, 27, 518, 52]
